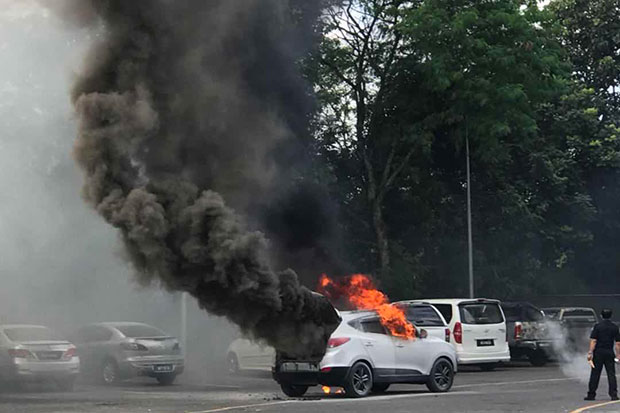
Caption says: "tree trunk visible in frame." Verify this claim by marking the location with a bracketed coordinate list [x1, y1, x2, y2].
[371, 197, 390, 279]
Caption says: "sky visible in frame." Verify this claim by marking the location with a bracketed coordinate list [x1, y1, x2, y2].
[0, 1, 236, 374]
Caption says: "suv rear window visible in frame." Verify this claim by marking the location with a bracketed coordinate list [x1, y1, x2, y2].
[404, 306, 445, 327]
[433, 304, 453, 323]
[360, 319, 387, 335]
[459, 303, 504, 325]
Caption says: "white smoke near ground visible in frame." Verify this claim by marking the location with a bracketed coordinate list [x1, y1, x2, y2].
[546, 321, 592, 384]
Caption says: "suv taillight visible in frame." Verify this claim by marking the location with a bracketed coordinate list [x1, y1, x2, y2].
[453, 322, 463, 344]
[8, 349, 33, 359]
[514, 322, 522, 340]
[327, 337, 350, 348]
[445, 328, 451, 343]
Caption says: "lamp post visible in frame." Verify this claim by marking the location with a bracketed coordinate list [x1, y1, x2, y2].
[466, 125, 474, 299]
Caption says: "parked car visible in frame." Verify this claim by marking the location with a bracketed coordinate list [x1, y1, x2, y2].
[71, 322, 184, 385]
[226, 338, 275, 373]
[273, 310, 457, 398]
[542, 307, 598, 353]
[0, 324, 79, 390]
[501, 302, 556, 366]
[395, 302, 451, 342]
[419, 299, 510, 370]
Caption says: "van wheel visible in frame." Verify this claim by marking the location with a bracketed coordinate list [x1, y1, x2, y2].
[529, 351, 547, 367]
[371, 383, 390, 393]
[101, 359, 120, 385]
[280, 383, 308, 397]
[479, 362, 497, 371]
[344, 361, 373, 398]
[426, 358, 454, 392]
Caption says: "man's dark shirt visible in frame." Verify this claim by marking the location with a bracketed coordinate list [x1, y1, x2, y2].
[590, 319, 620, 353]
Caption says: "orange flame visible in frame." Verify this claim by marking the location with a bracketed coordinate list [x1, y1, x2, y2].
[322, 386, 331, 394]
[318, 274, 416, 340]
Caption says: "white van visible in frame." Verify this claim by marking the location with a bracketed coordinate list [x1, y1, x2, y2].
[408, 299, 510, 370]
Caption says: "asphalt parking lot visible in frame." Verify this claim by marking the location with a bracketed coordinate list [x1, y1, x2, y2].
[1, 363, 619, 413]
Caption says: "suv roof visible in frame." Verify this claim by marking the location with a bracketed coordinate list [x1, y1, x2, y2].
[400, 298, 501, 305]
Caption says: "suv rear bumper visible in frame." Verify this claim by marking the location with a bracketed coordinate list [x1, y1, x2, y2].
[273, 366, 349, 387]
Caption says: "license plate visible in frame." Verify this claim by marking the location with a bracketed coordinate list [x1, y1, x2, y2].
[477, 339, 494, 347]
[153, 365, 173, 373]
[280, 362, 318, 372]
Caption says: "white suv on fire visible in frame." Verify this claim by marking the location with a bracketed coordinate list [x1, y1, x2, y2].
[406, 299, 510, 370]
[273, 310, 457, 398]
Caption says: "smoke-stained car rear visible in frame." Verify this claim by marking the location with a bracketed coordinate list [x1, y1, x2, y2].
[273, 310, 457, 398]
[501, 302, 556, 366]
[72, 322, 183, 385]
[0, 324, 79, 390]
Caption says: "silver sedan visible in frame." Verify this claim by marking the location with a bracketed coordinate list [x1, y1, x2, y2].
[0, 324, 80, 390]
[72, 322, 184, 385]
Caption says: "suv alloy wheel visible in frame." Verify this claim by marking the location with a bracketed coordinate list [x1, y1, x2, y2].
[426, 358, 454, 392]
[345, 361, 373, 398]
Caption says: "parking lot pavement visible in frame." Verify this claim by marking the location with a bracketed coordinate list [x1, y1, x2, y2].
[0, 363, 619, 413]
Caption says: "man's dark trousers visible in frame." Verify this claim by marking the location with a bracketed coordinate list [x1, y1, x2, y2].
[588, 350, 618, 398]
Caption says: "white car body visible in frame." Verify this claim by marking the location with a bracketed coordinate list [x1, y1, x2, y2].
[227, 338, 275, 372]
[0, 324, 80, 388]
[273, 310, 458, 397]
[228, 303, 449, 373]
[406, 299, 510, 366]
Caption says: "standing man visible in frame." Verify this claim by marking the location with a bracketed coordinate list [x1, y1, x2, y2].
[585, 309, 620, 401]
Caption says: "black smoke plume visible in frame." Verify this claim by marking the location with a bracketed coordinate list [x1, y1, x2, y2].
[63, 0, 340, 357]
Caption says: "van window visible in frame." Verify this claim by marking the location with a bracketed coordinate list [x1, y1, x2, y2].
[405, 306, 445, 327]
[459, 303, 504, 325]
[433, 304, 453, 323]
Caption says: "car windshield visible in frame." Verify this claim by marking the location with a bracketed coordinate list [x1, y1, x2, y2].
[459, 303, 504, 325]
[115, 324, 167, 338]
[3, 326, 64, 342]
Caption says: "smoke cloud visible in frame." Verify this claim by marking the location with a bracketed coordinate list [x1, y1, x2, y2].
[62, 0, 340, 357]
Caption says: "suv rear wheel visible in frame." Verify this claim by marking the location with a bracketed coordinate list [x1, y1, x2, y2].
[344, 361, 373, 398]
[426, 358, 454, 393]
[280, 383, 308, 397]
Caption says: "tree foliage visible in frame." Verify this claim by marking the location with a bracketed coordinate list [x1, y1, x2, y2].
[307, 0, 620, 299]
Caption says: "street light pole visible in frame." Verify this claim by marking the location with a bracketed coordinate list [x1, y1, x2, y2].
[466, 123, 474, 299]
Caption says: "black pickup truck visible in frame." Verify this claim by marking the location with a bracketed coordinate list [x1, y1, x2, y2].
[502, 302, 557, 366]
[542, 307, 598, 353]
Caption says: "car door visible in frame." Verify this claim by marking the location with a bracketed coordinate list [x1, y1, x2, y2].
[358, 317, 396, 379]
[459, 301, 506, 354]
